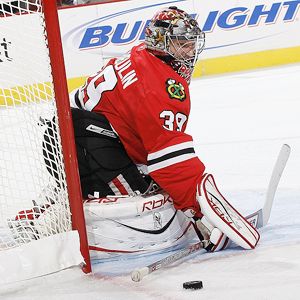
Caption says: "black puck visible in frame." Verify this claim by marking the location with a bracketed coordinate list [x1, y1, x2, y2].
[183, 280, 203, 290]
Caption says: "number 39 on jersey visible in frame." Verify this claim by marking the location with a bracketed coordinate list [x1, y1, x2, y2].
[160, 111, 187, 132]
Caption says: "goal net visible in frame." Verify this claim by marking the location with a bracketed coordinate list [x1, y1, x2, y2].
[0, 0, 90, 284]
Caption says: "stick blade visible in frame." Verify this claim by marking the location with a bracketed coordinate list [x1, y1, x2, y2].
[262, 144, 291, 226]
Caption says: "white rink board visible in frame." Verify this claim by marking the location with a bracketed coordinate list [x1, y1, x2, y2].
[1, 0, 299, 88]
[0, 13, 52, 88]
[58, 0, 300, 78]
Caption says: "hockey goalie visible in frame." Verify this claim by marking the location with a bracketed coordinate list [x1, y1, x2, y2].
[8, 7, 259, 260]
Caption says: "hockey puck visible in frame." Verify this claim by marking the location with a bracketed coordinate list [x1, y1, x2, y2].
[183, 280, 203, 290]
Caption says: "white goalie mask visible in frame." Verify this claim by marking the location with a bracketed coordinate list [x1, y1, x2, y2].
[145, 6, 205, 83]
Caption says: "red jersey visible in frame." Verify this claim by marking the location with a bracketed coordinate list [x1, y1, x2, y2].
[75, 43, 205, 214]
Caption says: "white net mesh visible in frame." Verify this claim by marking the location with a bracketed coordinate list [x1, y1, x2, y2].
[0, 1, 72, 251]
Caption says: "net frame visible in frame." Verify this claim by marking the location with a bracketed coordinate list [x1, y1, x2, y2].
[43, 0, 91, 274]
[0, 0, 91, 282]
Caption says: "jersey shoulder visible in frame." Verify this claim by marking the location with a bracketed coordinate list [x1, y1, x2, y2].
[130, 44, 189, 100]
[130, 44, 173, 76]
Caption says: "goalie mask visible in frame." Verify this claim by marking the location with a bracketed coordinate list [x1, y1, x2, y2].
[145, 6, 205, 83]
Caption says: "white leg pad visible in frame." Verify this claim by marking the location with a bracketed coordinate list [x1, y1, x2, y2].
[197, 174, 260, 250]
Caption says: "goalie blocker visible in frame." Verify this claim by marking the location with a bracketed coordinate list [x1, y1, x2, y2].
[196, 174, 260, 250]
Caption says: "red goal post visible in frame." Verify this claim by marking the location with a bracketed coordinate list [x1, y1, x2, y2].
[0, 0, 91, 283]
[43, 0, 91, 274]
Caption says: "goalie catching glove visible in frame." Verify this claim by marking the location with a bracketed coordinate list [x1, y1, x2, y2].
[185, 174, 260, 251]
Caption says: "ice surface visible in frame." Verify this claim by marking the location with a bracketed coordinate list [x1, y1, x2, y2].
[1, 64, 299, 300]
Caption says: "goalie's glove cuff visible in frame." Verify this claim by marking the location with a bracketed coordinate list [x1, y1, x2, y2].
[193, 216, 228, 252]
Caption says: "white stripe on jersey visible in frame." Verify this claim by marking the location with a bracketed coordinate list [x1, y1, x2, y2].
[148, 153, 196, 173]
[147, 141, 196, 173]
[148, 141, 194, 161]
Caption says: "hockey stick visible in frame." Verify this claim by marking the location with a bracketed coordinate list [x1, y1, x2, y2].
[131, 144, 291, 282]
[221, 144, 291, 249]
[245, 144, 291, 229]
[131, 242, 205, 282]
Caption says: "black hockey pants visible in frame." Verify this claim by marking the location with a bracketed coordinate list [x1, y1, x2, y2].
[43, 108, 149, 198]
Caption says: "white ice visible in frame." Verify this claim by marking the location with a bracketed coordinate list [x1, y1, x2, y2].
[1, 63, 300, 300]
